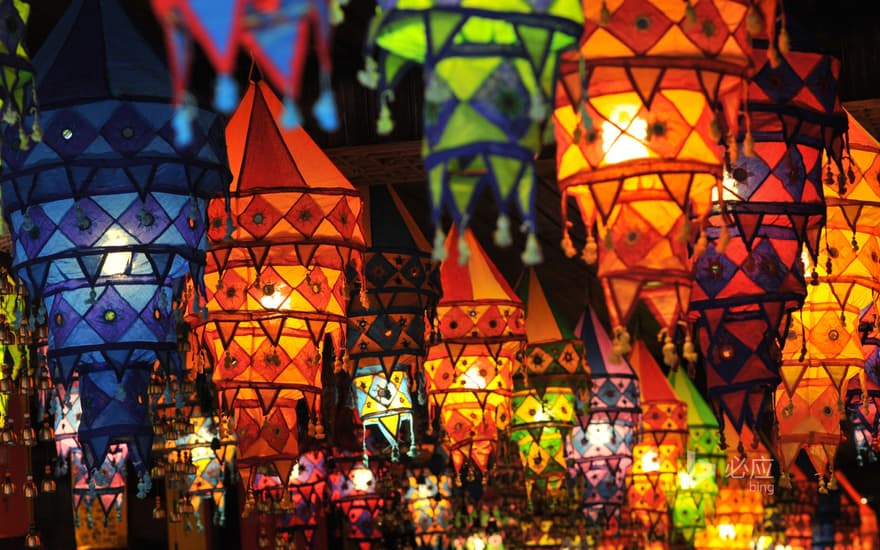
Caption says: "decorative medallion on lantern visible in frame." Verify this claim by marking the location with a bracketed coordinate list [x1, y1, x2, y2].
[53, 382, 129, 549]
[0, 0, 230, 479]
[424, 227, 525, 476]
[360, 0, 584, 264]
[511, 268, 589, 503]
[556, 0, 755, 360]
[669, 366, 724, 545]
[0, 0, 40, 155]
[567, 308, 640, 532]
[347, 185, 441, 461]
[692, 3, 847, 445]
[626, 341, 688, 545]
[404, 467, 453, 549]
[194, 80, 363, 512]
[150, 0, 341, 141]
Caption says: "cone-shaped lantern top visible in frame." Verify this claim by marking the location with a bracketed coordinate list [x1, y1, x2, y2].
[517, 268, 574, 345]
[364, 185, 432, 253]
[629, 340, 680, 404]
[226, 81, 355, 195]
[575, 308, 640, 413]
[34, 0, 170, 107]
[669, 369, 717, 432]
[440, 227, 520, 306]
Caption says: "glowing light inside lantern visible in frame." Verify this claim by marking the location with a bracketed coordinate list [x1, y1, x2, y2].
[587, 423, 613, 446]
[640, 448, 661, 473]
[677, 471, 696, 490]
[100, 230, 134, 276]
[602, 108, 648, 164]
[718, 523, 736, 540]
[462, 364, 487, 389]
[258, 283, 286, 310]
[350, 465, 374, 492]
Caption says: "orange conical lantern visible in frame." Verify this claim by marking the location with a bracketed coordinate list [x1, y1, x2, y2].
[192, 80, 364, 536]
[424, 228, 526, 476]
[626, 340, 688, 545]
[555, 0, 756, 359]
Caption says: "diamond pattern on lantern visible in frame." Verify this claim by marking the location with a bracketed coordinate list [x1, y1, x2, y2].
[58, 199, 115, 247]
[295, 267, 333, 312]
[476, 304, 507, 338]
[214, 338, 251, 380]
[251, 340, 290, 383]
[262, 408, 292, 454]
[117, 194, 173, 244]
[327, 197, 357, 239]
[438, 306, 472, 340]
[812, 310, 851, 357]
[526, 346, 555, 375]
[607, 0, 672, 55]
[101, 102, 156, 155]
[83, 287, 139, 343]
[212, 269, 249, 312]
[239, 194, 283, 240]
[364, 253, 396, 289]
[284, 192, 324, 238]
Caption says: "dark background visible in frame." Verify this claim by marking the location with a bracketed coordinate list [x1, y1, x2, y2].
[4, 0, 880, 548]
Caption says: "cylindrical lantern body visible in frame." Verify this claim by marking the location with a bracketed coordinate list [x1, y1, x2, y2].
[347, 185, 441, 458]
[512, 268, 589, 501]
[567, 308, 640, 532]
[364, 0, 584, 263]
[1, 0, 229, 475]
[424, 228, 525, 475]
[404, 468, 453, 549]
[195, 81, 363, 506]
[328, 454, 385, 549]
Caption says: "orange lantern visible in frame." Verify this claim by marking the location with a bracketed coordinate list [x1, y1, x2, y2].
[192, 80, 364, 524]
[626, 340, 688, 545]
[555, 0, 755, 359]
[424, 227, 526, 476]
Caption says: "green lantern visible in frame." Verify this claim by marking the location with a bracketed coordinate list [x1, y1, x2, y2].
[360, 0, 583, 265]
[669, 368, 724, 544]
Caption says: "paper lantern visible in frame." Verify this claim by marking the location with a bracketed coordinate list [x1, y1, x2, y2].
[360, 0, 583, 265]
[267, 450, 328, 548]
[847, 304, 880, 464]
[690, 8, 847, 443]
[424, 227, 525, 475]
[328, 453, 385, 548]
[669, 367, 724, 544]
[0, 0, 40, 155]
[347, 185, 441, 460]
[0, 0, 230, 479]
[567, 308, 640, 531]
[194, 80, 363, 505]
[694, 422, 768, 550]
[150, 0, 341, 140]
[511, 268, 589, 501]
[626, 341, 688, 544]
[53, 382, 129, 549]
[556, 0, 755, 356]
[0, 271, 32, 433]
[404, 468, 453, 549]
[773, 464, 817, 550]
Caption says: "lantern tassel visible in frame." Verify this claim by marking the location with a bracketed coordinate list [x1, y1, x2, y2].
[172, 103, 193, 147]
[457, 233, 471, 266]
[213, 73, 239, 114]
[493, 214, 513, 247]
[581, 234, 598, 264]
[377, 90, 395, 135]
[313, 80, 339, 132]
[521, 231, 543, 266]
[611, 326, 631, 361]
[280, 96, 302, 129]
[659, 328, 679, 367]
[357, 57, 379, 90]
[432, 227, 448, 261]
[529, 92, 547, 122]
[561, 224, 576, 258]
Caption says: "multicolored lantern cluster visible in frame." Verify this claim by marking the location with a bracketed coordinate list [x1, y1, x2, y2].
[424, 228, 525, 476]
[328, 452, 384, 548]
[556, 0, 755, 360]
[361, 0, 584, 264]
[346, 185, 441, 460]
[193, 80, 363, 523]
[1, 0, 230, 481]
[404, 467, 453, 549]
[567, 308, 640, 532]
[511, 268, 589, 503]
[150, 0, 341, 142]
